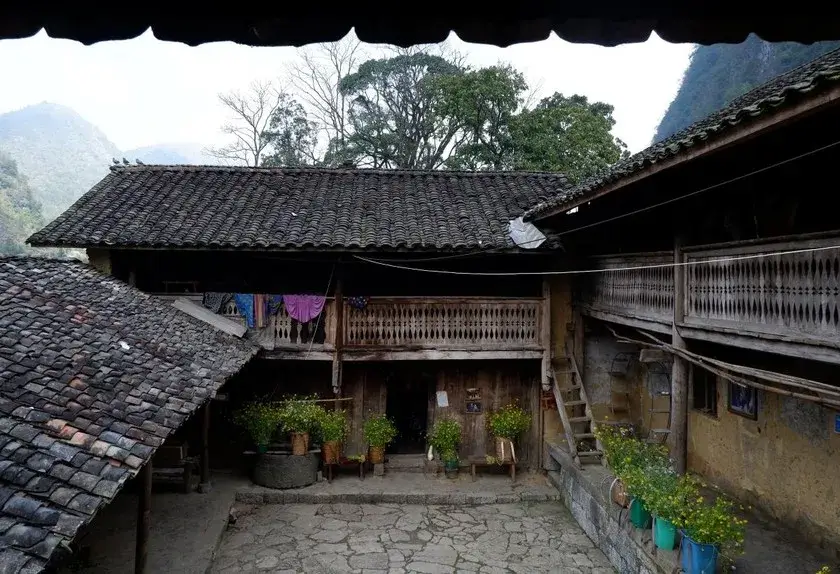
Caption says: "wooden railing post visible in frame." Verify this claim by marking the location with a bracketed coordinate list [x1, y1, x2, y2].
[331, 278, 344, 396]
[541, 281, 552, 391]
[670, 237, 689, 474]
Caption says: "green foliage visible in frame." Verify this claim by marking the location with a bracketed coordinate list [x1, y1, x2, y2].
[0, 150, 44, 254]
[428, 418, 462, 462]
[488, 403, 532, 440]
[318, 409, 348, 442]
[233, 402, 282, 447]
[277, 397, 325, 434]
[261, 93, 317, 167]
[683, 496, 747, 551]
[362, 414, 397, 448]
[508, 93, 629, 182]
[655, 36, 840, 142]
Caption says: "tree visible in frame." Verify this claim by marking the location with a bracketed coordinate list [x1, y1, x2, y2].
[0, 150, 44, 255]
[288, 37, 365, 166]
[208, 81, 288, 166]
[338, 49, 465, 169]
[508, 93, 629, 182]
[261, 94, 317, 167]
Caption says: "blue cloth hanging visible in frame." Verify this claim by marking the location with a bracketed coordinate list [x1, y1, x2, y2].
[265, 295, 284, 316]
[234, 294, 255, 328]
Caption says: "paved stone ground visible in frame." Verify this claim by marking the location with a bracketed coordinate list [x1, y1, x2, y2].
[211, 501, 615, 574]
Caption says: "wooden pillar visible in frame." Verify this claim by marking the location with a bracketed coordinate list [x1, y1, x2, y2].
[331, 277, 344, 397]
[135, 461, 152, 574]
[670, 237, 689, 474]
[538, 280, 552, 470]
[199, 401, 211, 493]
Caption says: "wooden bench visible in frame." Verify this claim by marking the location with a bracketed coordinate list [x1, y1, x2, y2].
[152, 443, 198, 493]
[466, 456, 516, 482]
[325, 457, 366, 482]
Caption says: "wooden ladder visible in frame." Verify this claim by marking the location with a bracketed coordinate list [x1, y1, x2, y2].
[550, 343, 602, 467]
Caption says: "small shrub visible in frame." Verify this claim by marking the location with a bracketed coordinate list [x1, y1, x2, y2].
[277, 397, 324, 435]
[319, 409, 348, 443]
[233, 402, 282, 447]
[683, 495, 747, 555]
[428, 418, 462, 462]
[488, 403, 532, 440]
[363, 414, 397, 448]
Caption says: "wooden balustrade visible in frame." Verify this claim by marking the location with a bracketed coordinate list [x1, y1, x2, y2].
[584, 253, 675, 323]
[343, 298, 543, 349]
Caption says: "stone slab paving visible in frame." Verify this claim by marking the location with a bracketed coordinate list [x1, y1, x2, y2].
[211, 501, 615, 574]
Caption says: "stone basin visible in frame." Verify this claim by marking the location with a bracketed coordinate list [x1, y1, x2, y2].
[252, 451, 320, 489]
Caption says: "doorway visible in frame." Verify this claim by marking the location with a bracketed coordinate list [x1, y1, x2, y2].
[385, 375, 431, 454]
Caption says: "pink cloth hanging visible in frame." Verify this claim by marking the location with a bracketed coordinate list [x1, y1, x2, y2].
[283, 295, 326, 322]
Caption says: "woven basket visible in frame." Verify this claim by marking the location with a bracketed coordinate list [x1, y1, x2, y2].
[369, 446, 385, 464]
[495, 437, 514, 463]
[322, 441, 340, 464]
[291, 432, 309, 456]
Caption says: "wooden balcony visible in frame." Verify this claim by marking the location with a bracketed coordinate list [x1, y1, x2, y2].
[213, 296, 545, 360]
[582, 237, 840, 363]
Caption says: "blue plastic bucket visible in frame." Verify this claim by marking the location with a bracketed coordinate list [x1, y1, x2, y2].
[680, 533, 718, 574]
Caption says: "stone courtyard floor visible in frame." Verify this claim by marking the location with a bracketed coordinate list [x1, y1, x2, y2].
[211, 501, 614, 574]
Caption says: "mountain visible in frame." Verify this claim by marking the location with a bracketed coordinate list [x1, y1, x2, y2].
[0, 103, 120, 220]
[124, 142, 215, 165]
[654, 36, 840, 142]
[0, 150, 44, 254]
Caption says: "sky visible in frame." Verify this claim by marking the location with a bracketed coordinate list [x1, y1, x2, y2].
[0, 29, 694, 153]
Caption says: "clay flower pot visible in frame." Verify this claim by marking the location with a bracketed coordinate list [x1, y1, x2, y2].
[610, 477, 630, 508]
[291, 432, 310, 456]
[369, 446, 385, 464]
[322, 440, 341, 464]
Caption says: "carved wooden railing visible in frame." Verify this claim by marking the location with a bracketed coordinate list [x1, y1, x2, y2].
[684, 238, 840, 341]
[584, 253, 675, 323]
[220, 299, 335, 347]
[343, 298, 543, 349]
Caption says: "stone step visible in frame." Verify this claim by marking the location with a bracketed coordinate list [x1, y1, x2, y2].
[384, 454, 427, 473]
[235, 488, 561, 506]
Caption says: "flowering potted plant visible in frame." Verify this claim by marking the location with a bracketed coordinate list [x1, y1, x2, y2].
[277, 397, 325, 455]
[318, 409, 348, 464]
[363, 414, 397, 464]
[644, 469, 700, 550]
[488, 403, 531, 463]
[233, 402, 282, 453]
[681, 496, 746, 574]
[621, 440, 669, 529]
[594, 424, 639, 508]
[428, 418, 462, 478]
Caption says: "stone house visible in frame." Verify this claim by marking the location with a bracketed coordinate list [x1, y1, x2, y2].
[527, 48, 840, 551]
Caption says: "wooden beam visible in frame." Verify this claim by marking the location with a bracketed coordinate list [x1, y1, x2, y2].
[341, 349, 545, 361]
[540, 280, 551, 391]
[669, 237, 689, 475]
[639, 349, 669, 363]
[199, 402, 211, 493]
[331, 277, 344, 396]
[172, 298, 247, 338]
[135, 461, 152, 574]
[532, 83, 840, 221]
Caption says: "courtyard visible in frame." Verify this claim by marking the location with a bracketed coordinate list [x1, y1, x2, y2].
[210, 500, 614, 573]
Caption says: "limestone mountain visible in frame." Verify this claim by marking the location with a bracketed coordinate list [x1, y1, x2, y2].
[0, 102, 120, 220]
[0, 150, 44, 255]
[654, 36, 840, 142]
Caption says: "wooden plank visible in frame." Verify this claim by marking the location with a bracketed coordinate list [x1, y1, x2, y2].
[550, 368, 580, 467]
[341, 350, 544, 361]
[172, 298, 247, 338]
[639, 349, 669, 363]
[332, 278, 344, 396]
[199, 402, 211, 492]
[670, 237, 689, 474]
[135, 461, 152, 574]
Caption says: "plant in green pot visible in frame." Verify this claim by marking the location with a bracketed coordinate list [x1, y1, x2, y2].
[319, 409, 348, 464]
[622, 441, 669, 529]
[488, 403, 531, 464]
[233, 402, 282, 453]
[363, 414, 397, 464]
[277, 397, 325, 455]
[428, 418, 462, 478]
[645, 469, 699, 550]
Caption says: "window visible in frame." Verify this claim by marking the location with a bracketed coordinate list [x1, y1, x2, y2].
[692, 366, 718, 417]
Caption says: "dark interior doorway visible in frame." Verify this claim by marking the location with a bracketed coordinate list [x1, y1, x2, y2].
[385, 375, 430, 454]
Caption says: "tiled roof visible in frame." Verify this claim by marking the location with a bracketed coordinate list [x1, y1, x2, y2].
[0, 257, 257, 573]
[524, 47, 840, 221]
[28, 166, 570, 251]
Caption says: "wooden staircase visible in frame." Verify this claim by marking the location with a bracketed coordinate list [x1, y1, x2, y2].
[550, 343, 602, 467]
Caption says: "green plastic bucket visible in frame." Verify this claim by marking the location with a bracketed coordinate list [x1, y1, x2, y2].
[629, 498, 652, 529]
[653, 516, 678, 550]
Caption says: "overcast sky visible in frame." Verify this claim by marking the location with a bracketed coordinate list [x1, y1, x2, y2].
[0, 29, 694, 153]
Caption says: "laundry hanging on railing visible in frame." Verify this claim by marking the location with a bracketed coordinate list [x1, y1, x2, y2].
[202, 292, 232, 314]
[283, 295, 326, 322]
[265, 295, 284, 316]
[347, 296, 369, 310]
[234, 294, 255, 328]
[254, 294, 267, 328]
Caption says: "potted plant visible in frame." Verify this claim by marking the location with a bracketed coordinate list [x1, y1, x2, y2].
[594, 424, 638, 508]
[363, 414, 397, 464]
[645, 469, 699, 550]
[278, 398, 324, 455]
[233, 402, 282, 453]
[319, 409, 348, 464]
[681, 496, 746, 574]
[428, 418, 462, 478]
[622, 440, 669, 530]
[488, 403, 531, 464]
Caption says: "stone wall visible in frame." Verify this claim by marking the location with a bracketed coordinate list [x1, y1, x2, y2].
[545, 443, 676, 574]
[688, 377, 840, 550]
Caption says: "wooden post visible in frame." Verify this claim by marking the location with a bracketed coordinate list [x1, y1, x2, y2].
[670, 237, 689, 474]
[331, 277, 344, 397]
[538, 280, 552, 471]
[199, 401, 211, 493]
[135, 461, 152, 574]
